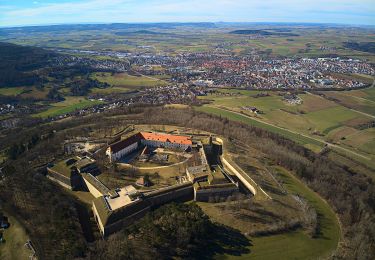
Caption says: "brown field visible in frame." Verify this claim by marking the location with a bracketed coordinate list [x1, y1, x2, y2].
[328, 126, 359, 142]
[343, 117, 373, 127]
[299, 94, 337, 112]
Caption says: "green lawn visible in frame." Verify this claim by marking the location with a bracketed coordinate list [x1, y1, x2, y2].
[0, 214, 31, 260]
[33, 97, 102, 118]
[218, 167, 341, 260]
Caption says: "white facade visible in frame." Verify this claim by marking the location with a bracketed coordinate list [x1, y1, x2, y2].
[141, 139, 190, 150]
[106, 142, 139, 162]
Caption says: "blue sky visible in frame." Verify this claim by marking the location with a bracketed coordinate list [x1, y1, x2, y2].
[0, 0, 374, 27]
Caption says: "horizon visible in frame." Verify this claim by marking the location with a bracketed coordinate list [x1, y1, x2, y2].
[1, 21, 375, 30]
[1, 0, 374, 27]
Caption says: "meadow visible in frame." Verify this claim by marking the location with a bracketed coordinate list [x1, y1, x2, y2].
[33, 97, 102, 118]
[0, 87, 25, 96]
[205, 165, 340, 260]
[0, 214, 31, 260]
[196, 88, 375, 171]
[91, 72, 167, 93]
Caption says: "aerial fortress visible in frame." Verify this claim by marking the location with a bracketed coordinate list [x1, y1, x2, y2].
[47, 129, 256, 236]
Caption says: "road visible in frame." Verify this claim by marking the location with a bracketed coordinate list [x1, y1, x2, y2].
[207, 105, 371, 161]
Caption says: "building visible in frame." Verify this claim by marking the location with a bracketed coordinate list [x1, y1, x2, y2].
[106, 133, 143, 162]
[93, 182, 194, 237]
[186, 165, 210, 182]
[136, 176, 151, 187]
[106, 132, 193, 162]
[47, 156, 99, 190]
[92, 185, 148, 236]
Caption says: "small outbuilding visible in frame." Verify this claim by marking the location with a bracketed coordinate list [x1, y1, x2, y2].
[136, 176, 151, 187]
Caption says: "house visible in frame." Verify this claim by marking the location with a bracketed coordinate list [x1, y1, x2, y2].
[106, 132, 193, 162]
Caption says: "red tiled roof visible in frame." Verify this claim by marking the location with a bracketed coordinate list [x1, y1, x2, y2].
[109, 133, 142, 153]
[140, 132, 192, 145]
[108, 132, 192, 154]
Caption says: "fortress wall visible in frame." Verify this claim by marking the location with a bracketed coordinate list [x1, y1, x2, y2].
[82, 177, 105, 198]
[46, 169, 72, 189]
[145, 183, 194, 207]
[221, 157, 257, 195]
[195, 186, 239, 201]
[214, 137, 257, 195]
[92, 203, 105, 235]
[103, 205, 151, 237]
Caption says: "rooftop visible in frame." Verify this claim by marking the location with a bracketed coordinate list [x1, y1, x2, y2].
[140, 132, 192, 145]
[105, 185, 139, 211]
[48, 156, 97, 178]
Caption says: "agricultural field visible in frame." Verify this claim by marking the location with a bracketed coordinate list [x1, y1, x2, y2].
[0, 87, 25, 96]
[33, 97, 102, 118]
[196, 88, 375, 171]
[92, 72, 167, 91]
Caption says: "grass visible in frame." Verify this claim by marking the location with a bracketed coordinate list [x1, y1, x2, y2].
[195, 105, 323, 147]
[92, 72, 167, 89]
[33, 97, 102, 118]
[216, 167, 341, 260]
[0, 87, 25, 96]
[91, 86, 131, 94]
[0, 214, 31, 260]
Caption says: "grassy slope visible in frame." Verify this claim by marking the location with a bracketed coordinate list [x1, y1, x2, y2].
[218, 167, 340, 260]
[0, 87, 25, 96]
[93, 72, 166, 89]
[195, 106, 323, 147]
[0, 215, 31, 260]
[33, 97, 102, 118]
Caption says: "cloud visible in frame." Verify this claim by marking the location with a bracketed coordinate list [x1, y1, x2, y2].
[0, 0, 374, 27]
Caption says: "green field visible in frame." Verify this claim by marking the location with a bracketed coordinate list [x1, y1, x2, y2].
[90, 86, 131, 94]
[216, 167, 340, 260]
[0, 214, 31, 260]
[92, 72, 167, 90]
[195, 105, 324, 147]
[33, 97, 102, 118]
[197, 88, 375, 170]
[0, 87, 25, 96]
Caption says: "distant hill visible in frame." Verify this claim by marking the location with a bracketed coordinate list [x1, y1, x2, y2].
[229, 29, 299, 37]
[0, 42, 56, 87]
[115, 30, 172, 36]
[0, 22, 216, 34]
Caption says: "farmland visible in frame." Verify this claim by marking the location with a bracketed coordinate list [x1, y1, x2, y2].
[0, 87, 25, 96]
[33, 97, 102, 118]
[196, 87, 375, 171]
[92, 72, 167, 90]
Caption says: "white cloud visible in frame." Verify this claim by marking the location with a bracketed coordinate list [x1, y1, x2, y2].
[1, 0, 374, 26]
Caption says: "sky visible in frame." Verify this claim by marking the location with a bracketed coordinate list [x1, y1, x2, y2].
[0, 0, 374, 27]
